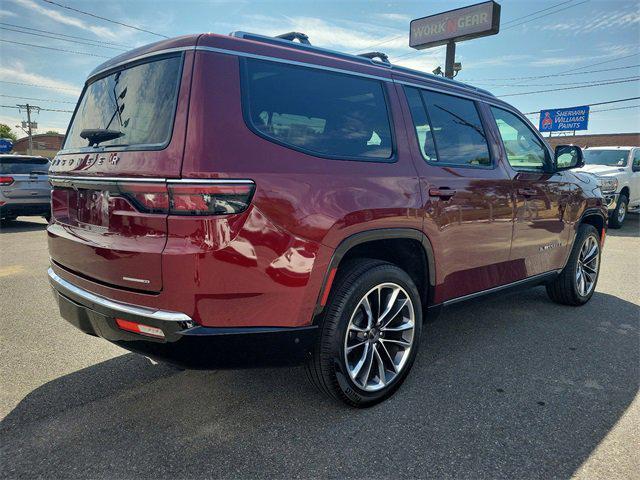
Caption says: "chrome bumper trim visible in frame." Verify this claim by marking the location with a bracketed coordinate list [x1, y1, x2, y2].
[47, 267, 192, 322]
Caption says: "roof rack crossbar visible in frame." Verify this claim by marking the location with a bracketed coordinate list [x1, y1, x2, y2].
[275, 32, 311, 45]
[358, 52, 390, 64]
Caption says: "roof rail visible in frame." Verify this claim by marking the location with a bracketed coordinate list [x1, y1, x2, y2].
[275, 32, 311, 45]
[227, 31, 495, 98]
[358, 52, 390, 64]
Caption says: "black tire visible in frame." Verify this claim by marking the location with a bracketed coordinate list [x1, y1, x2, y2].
[43, 213, 52, 223]
[608, 194, 628, 229]
[546, 224, 601, 306]
[305, 259, 422, 407]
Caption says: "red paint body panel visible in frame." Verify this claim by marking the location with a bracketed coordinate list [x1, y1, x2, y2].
[46, 32, 606, 334]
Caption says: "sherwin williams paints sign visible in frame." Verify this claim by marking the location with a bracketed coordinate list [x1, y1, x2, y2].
[410, 1, 501, 49]
[539, 106, 590, 132]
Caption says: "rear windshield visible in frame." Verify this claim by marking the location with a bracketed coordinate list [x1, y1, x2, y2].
[63, 55, 182, 151]
[583, 149, 629, 167]
[0, 157, 49, 174]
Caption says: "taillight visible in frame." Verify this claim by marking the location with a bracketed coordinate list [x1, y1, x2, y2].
[0, 176, 14, 186]
[119, 181, 255, 216]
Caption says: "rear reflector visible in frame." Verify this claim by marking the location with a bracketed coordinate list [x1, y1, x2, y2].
[118, 181, 255, 216]
[115, 318, 165, 338]
[0, 176, 14, 186]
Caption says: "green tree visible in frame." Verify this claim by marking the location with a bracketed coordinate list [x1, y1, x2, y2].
[45, 130, 60, 135]
[0, 123, 18, 142]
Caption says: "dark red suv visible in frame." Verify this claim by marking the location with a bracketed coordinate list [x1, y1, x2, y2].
[48, 31, 607, 406]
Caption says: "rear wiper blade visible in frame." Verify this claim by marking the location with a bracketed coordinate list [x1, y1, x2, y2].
[80, 128, 124, 147]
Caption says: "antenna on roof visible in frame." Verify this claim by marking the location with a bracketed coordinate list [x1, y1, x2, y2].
[358, 52, 390, 64]
[275, 32, 311, 45]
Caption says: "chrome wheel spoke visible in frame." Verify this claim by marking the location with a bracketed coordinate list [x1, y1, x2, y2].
[351, 342, 370, 380]
[382, 320, 414, 332]
[381, 338, 412, 348]
[373, 345, 387, 386]
[377, 340, 397, 374]
[346, 340, 367, 353]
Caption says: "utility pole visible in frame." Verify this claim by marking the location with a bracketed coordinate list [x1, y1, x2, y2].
[17, 104, 40, 155]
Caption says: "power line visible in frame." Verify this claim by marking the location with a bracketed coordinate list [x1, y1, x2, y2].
[522, 96, 640, 115]
[502, 0, 590, 31]
[0, 80, 79, 92]
[466, 63, 640, 82]
[590, 104, 639, 113]
[558, 52, 640, 73]
[1, 104, 74, 113]
[0, 94, 77, 104]
[498, 77, 640, 97]
[0, 38, 110, 58]
[0, 21, 130, 47]
[477, 74, 640, 88]
[40, 0, 169, 39]
[0, 26, 127, 51]
[501, 0, 577, 25]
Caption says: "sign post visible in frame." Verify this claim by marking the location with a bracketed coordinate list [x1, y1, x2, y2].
[410, 1, 501, 78]
[538, 106, 590, 134]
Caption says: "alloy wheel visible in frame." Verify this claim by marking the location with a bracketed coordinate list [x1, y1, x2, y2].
[576, 235, 599, 297]
[617, 199, 627, 223]
[343, 283, 415, 392]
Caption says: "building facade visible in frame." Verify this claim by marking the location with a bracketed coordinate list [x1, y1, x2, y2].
[12, 133, 65, 159]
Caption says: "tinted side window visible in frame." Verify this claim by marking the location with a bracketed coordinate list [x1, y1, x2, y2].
[491, 107, 549, 171]
[419, 90, 491, 167]
[404, 87, 437, 162]
[242, 59, 393, 161]
[633, 149, 640, 168]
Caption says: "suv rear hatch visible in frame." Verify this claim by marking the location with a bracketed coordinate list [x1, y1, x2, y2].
[48, 52, 190, 293]
[1, 156, 50, 201]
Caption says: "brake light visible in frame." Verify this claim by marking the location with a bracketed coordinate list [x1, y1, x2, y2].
[115, 318, 165, 338]
[0, 176, 14, 186]
[119, 181, 255, 216]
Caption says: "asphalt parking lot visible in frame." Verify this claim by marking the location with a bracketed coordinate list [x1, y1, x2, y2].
[0, 215, 638, 480]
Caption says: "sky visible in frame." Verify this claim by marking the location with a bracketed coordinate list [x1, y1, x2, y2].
[0, 0, 639, 138]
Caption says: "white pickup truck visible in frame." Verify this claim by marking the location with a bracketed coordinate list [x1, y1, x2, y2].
[576, 146, 640, 228]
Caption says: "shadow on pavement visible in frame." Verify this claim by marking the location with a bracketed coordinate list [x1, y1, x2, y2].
[1, 288, 638, 479]
[0, 217, 48, 234]
[606, 212, 639, 239]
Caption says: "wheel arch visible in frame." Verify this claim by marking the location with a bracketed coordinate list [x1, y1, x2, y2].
[619, 185, 630, 199]
[313, 229, 436, 321]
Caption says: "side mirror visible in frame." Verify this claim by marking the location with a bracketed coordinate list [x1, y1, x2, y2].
[554, 145, 584, 171]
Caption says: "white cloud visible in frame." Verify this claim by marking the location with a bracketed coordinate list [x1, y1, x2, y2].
[539, 8, 640, 34]
[375, 13, 411, 23]
[10, 0, 124, 40]
[0, 62, 81, 96]
[0, 9, 17, 17]
[237, 15, 409, 52]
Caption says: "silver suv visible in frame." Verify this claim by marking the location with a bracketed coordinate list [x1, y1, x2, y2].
[0, 155, 51, 223]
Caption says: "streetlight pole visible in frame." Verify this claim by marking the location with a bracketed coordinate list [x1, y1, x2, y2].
[444, 40, 456, 79]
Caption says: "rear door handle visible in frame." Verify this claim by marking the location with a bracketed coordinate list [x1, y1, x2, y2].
[518, 188, 537, 197]
[429, 187, 456, 198]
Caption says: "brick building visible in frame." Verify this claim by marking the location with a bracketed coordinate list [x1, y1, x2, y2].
[12, 133, 65, 159]
[546, 132, 639, 149]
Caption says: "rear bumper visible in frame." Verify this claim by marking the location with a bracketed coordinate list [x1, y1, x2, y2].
[48, 268, 318, 369]
[1, 202, 50, 218]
